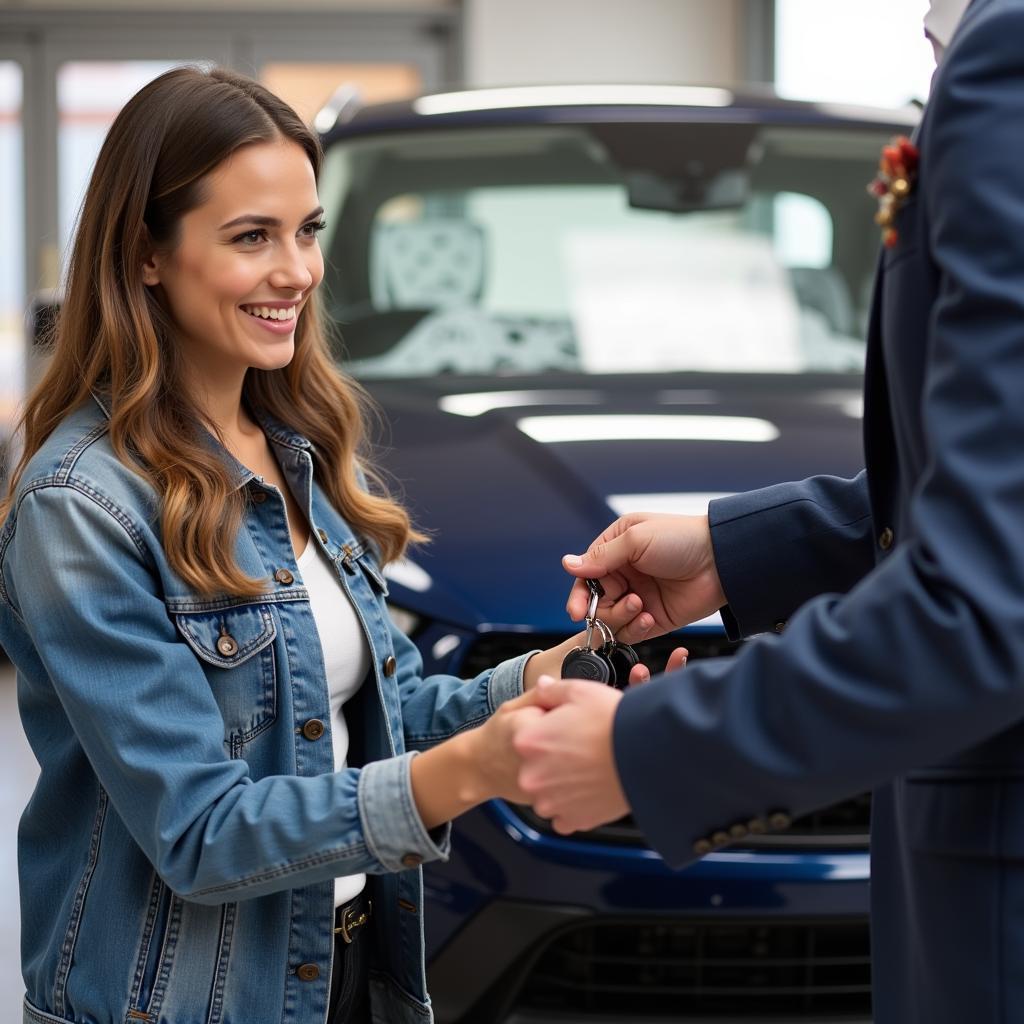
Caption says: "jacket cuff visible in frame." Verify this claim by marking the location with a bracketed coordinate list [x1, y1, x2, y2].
[487, 651, 538, 712]
[358, 752, 451, 872]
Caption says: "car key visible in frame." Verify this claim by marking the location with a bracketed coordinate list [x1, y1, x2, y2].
[561, 579, 618, 686]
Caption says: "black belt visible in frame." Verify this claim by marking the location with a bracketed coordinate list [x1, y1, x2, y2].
[334, 891, 372, 945]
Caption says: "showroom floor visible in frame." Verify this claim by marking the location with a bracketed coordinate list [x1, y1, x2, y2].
[1, 661, 39, 1019]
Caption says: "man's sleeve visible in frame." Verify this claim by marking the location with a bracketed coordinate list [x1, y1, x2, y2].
[615, 7, 1024, 867]
[709, 472, 875, 638]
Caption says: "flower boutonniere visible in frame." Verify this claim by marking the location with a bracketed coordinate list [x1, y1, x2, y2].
[868, 135, 919, 248]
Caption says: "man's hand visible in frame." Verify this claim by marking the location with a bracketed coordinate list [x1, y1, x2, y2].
[513, 676, 630, 833]
[564, 513, 726, 637]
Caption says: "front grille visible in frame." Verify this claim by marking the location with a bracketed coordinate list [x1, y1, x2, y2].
[465, 632, 871, 848]
[513, 917, 871, 1019]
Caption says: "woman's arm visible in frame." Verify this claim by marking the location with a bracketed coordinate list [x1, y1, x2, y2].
[0, 484, 464, 902]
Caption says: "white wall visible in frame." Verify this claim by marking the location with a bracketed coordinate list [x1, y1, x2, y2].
[464, 0, 743, 87]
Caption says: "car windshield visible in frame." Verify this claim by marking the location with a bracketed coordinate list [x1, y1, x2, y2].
[318, 119, 897, 377]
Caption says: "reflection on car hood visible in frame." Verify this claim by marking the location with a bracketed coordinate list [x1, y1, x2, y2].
[364, 374, 864, 631]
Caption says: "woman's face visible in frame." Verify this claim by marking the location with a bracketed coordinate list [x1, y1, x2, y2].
[143, 137, 325, 384]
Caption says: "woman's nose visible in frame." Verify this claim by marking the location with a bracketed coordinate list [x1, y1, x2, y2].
[269, 242, 314, 292]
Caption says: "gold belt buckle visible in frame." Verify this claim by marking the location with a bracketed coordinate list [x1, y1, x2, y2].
[335, 899, 372, 944]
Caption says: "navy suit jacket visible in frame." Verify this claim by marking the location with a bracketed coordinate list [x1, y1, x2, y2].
[614, 1, 1024, 1019]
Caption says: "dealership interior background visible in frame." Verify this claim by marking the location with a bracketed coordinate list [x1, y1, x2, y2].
[0, 0, 936, 1018]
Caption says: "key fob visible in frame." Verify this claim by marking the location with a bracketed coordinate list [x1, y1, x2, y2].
[607, 642, 639, 690]
[561, 646, 613, 684]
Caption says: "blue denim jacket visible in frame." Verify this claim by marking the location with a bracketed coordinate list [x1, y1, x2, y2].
[0, 396, 530, 1024]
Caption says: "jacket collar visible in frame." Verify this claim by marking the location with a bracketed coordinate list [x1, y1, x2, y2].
[88, 388, 314, 492]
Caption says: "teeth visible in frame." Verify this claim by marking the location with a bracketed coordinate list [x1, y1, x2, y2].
[244, 305, 296, 321]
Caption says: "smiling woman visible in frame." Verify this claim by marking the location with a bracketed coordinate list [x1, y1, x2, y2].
[0, 66, 657, 1024]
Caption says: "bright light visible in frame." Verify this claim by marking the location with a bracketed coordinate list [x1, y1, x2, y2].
[776, 0, 934, 108]
[606, 492, 735, 517]
[383, 558, 433, 592]
[414, 85, 733, 117]
[439, 390, 604, 417]
[516, 415, 779, 444]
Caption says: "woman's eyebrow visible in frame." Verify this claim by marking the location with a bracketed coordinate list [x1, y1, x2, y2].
[218, 206, 324, 230]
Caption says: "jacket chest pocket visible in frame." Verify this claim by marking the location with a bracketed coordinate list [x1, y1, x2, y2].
[174, 604, 278, 754]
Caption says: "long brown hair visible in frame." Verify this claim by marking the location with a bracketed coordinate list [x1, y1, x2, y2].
[1, 66, 420, 596]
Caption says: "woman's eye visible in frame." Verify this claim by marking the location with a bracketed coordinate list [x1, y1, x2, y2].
[300, 220, 327, 238]
[233, 229, 267, 245]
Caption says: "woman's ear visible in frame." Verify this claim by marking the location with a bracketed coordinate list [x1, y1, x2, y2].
[141, 255, 161, 287]
[140, 226, 162, 287]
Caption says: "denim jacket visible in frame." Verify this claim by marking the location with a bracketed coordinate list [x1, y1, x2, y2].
[0, 396, 531, 1024]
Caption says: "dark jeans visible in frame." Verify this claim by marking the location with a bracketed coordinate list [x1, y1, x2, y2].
[329, 894, 371, 1024]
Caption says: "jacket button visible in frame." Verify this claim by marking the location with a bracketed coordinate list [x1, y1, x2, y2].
[747, 817, 767, 834]
[692, 838, 713, 856]
[774, 621, 786, 634]
[274, 568, 295, 585]
[251, 490, 267, 504]
[317, 529, 328, 543]
[296, 963, 319, 982]
[401, 853, 423, 868]
[878, 527, 894, 550]
[383, 655, 397, 677]
[216, 634, 238, 657]
[302, 719, 325, 741]
[768, 811, 792, 831]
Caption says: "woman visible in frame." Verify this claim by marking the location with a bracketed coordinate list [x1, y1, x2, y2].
[0, 67, 655, 1024]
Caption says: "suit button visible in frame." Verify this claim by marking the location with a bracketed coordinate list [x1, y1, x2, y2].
[768, 811, 792, 831]
[296, 963, 319, 982]
[383, 655, 397, 677]
[216, 634, 238, 657]
[274, 568, 295, 585]
[692, 838, 713, 856]
[711, 830, 730, 848]
[401, 853, 423, 868]
[747, 817, 767, 835]
[878, 527, 894, 550]
[302, 719, 325, 741]
[251, 490, 267, 504]
[774, 621, 786, 634]
[729, 822, 749, 840]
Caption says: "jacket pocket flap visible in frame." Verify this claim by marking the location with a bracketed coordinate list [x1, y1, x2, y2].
[175, 604, 276, 668]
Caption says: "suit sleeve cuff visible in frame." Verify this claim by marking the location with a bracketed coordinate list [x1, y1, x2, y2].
[358, 752, 451, 872]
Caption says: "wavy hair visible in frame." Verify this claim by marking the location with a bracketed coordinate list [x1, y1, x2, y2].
[1, 66, 421, 596]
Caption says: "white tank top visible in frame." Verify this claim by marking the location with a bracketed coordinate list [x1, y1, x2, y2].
[296, 538, 370, 907]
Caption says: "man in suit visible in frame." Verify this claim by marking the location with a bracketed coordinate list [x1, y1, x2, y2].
[513, 0, 1024, 1018]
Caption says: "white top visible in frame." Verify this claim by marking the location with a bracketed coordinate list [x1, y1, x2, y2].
[925, 0, 972, 60]
[297, 538, 371, 907]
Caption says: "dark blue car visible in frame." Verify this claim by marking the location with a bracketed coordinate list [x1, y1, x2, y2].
[318, 85, 918, 1023]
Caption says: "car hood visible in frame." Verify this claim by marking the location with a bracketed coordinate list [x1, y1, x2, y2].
[363, 373, 864, 632]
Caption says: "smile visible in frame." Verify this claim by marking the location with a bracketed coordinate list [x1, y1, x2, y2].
[241, 304, 297, 321]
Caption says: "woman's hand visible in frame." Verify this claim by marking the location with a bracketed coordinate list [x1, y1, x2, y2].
[625, 644, 689, 685]
[523, 589, 655, 690]
[464, 695, 546, 803]
[524, 588, 691, 690]
[409, 693, 546, 827]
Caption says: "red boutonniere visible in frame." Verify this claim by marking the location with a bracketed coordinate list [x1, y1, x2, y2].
[868, 135, 919, 248]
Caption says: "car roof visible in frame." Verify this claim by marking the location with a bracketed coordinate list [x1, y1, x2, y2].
[321, 84, 920, 143]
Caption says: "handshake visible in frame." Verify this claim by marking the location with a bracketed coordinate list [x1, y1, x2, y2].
[461, 511, 722, 835]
